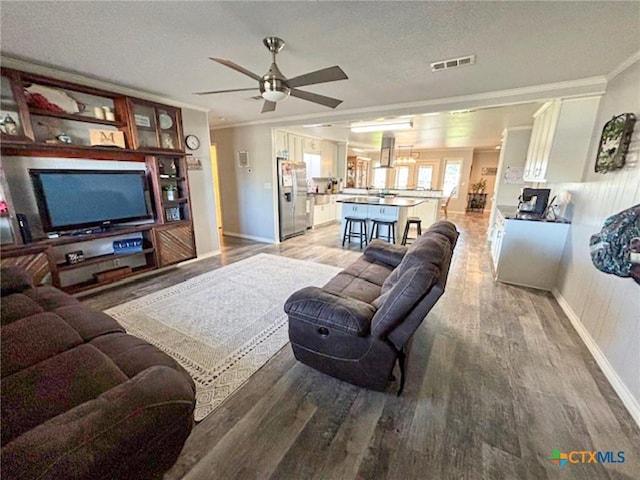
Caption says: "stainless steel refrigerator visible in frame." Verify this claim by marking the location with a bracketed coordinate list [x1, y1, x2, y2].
[278, 158, 307, 241]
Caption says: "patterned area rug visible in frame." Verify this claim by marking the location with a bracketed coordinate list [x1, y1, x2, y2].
[105, 253, 341, 421]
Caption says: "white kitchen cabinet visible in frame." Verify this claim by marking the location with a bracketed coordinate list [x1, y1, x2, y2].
[304, 137, 322, 155]
[491, 209, 570, 290]
[523, 96, 601, 183]
[287, 133, 304, 163]
[313, 203, 336, 226]
[339, 203, 408, 243]
[274, 130, 289, 158]
[320, 140, 337, 177]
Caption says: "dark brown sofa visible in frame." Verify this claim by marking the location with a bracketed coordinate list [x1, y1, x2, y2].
[285, 220, 458, 392]
[0, 266, 195, 480]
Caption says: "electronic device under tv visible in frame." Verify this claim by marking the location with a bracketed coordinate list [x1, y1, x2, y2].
[29, 169, 153, 234]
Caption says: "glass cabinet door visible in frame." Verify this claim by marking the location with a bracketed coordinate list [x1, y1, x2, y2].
[129, 100, 182, 152]
[0, 74, 31, 142]
[131, 102, 159, 149]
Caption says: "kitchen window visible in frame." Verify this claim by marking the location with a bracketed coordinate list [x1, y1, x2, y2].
[394, 166, 409, 189]
[416, 165, 433, 189]
[372, 168, 387, 189]
[442, 159, 462, 197]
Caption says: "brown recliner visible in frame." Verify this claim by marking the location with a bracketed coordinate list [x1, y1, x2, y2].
[284, 220, 458, 393]
[0, 266, 195, 480]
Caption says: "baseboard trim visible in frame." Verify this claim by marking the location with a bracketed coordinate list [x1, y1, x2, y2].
[552, 287, 640, 428]
[223, 231, 276, 244]
[180, 250, 221, 265]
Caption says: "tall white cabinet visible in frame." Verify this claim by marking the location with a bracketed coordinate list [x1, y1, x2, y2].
[523, 96, 601, 183]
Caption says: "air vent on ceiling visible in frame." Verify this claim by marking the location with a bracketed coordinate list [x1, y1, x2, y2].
[431, 54, 476, 72]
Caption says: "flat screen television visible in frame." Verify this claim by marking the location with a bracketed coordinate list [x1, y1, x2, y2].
[29, 169, 153, 233]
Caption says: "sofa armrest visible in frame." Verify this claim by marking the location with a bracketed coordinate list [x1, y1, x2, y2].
[363, 239, 407, 267]
[284, 286, 377, 336]
[1, 266, 34, 296]
[1, 366, 195, 480]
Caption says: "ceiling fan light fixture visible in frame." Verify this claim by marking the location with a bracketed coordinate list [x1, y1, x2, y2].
[262, 89, 289, 102]
[350, 119, 413, 133]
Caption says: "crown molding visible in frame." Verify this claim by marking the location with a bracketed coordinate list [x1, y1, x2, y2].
[0, 56, 209, 113]
[607, 50, 640, 81]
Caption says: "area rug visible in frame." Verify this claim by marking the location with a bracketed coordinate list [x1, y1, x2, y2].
[105, 253, 341, 421]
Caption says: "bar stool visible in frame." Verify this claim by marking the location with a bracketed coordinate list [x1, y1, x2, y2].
[401, 217, 422, 245]
[370, 219, 397, 244]
[342, 217, 368, 248]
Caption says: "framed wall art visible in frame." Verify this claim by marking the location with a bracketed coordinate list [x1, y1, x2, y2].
[594, 113, 636, 174]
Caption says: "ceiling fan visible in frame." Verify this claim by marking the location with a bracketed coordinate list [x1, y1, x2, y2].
[195, 37, 348, 113]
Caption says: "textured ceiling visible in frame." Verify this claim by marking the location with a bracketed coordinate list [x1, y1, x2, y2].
[1, 1, 638, 149]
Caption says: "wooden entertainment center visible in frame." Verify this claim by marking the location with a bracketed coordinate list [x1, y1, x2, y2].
[0, 68, 196, 293]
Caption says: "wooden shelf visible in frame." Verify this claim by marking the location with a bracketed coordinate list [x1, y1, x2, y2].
[63, 265, 156, 294]
[29, 108, 126, 127]
[57, 247, 154, 272]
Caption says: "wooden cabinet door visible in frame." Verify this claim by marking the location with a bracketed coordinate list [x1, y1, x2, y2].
[155, 224, 196, 267]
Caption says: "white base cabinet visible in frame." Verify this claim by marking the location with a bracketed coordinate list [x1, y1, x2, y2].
[491, 211, 569, 291]
[339, 204, 408, 243]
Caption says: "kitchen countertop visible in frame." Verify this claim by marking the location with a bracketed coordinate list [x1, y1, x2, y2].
[337, 196, 427, 207]
[497, 205, 571, 224]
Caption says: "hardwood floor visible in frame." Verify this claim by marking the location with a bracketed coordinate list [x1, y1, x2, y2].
[80, 214, 640, 480]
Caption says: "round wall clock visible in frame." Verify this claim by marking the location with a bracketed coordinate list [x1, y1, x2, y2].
[594, 113, 636, 174]
[185, 134, 200, 150]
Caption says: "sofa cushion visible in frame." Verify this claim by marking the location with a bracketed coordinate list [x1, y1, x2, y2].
[425, 220, 460, 245]
[1, 293, 44, 326]
[54, 305, 125, 342]
[381, 232, 450, 295]
[1, 312, 83, 379]
[1, 344, 129, 446]
[323, 256, 393, 303]
[363, 240, 407, 268]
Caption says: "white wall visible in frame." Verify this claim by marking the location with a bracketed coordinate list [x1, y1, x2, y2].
[181, 108, 220, 256]
[469, 150, 500, 212]
[551, 58, 640, 420]
[211, 125, 277, 243]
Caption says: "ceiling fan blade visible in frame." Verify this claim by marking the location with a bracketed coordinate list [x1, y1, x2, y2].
[210, 58, 262, 81]
[290, 88, 343, 109]
[194, 87, 258, 95]
[261, 100, 277, 113]
[287, 66, 348, 88]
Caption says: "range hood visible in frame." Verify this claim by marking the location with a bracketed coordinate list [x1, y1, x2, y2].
[378, 135, 395, 168]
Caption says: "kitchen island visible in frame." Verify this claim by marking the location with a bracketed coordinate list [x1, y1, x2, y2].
[337, 196, 440, 243]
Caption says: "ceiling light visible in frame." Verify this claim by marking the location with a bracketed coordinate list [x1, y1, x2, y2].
[350, 119, 413, 133]
[262, 90, 289, 102]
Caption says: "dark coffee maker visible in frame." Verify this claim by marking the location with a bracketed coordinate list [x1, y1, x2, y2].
[518, 188, 551, 216]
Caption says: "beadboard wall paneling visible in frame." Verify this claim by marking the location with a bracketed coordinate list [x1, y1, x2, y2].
[551, 58, 640, 411]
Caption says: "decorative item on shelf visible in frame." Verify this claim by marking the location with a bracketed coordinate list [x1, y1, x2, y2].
[89, 129, 126, 148]
[93, 106, 105, 120]
[56, 133, 72, 144]
[65, 250, 85, 265]
[0, 200, 8, 213]
[0, 113, 18, 135]
[161, 133, 174, 149]
[186, 155, 203, 170]
[159, 113, 173, 129]
[168, 159, 177, 176]
[134, 113, 151, 128]
[24, 83, 80, 114]
[158, 160, 165, 176]
[595, 113, 637, 173]
[113, 238, 143, 254]
[163, 185, 178, 201]
[102, 106, 115, 122]
[165, 207, 181, 222]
